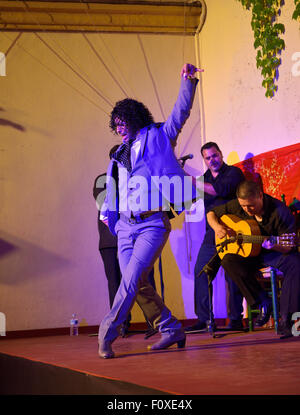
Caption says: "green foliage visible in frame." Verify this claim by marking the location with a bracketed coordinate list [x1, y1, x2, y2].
[237, 0, 288, 98]
[292, 0, 300, 20]
[237, 0, 300, 97]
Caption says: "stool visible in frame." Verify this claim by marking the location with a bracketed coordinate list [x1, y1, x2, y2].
[247, 266, 283, 333]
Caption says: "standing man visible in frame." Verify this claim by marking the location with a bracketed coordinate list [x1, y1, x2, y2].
[185, 142, 245, 333]
[93, 169, 131, 337]
[97, 63, 202, 358]
[207, 180, 300, 337]
[93, 147, 157, 338]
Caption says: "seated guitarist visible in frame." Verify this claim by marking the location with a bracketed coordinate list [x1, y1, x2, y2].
[186, 142, 245, 333]
[207, 180, 300, 338]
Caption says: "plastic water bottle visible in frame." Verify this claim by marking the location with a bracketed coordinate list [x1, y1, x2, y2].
[70, 313, 79, 336]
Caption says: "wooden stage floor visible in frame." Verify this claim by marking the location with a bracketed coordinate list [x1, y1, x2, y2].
[0, 328, 299, 395]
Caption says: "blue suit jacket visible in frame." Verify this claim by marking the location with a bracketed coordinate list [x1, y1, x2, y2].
[103, 77, 199, 235]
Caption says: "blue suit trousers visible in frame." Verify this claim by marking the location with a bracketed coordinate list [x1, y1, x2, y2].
[98, 212, 182, 343]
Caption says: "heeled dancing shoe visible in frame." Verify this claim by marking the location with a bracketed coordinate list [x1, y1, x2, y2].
[278, 318, 293, 338]
[147, 330, 186, 351]
[254, 298, 272, 327]
[144, 327, 158, 340]
[184, 320, 207, 333]
[98, 340, 115, 359]
[120, 323, 129, 338]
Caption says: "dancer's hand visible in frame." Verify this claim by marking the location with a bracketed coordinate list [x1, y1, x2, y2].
[181, 63, 204, 79]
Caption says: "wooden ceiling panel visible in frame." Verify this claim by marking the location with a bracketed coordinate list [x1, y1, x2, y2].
[0, 1, 203, 34]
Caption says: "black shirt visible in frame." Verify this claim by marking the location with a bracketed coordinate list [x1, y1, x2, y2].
[203, 163, 245, 234]
[93, 173, 117, 249]
[212, 194, 296, 237]
[204, 163, 245, 212]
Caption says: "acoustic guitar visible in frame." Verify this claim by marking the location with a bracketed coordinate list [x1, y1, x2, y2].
[215, 214, 296, 259]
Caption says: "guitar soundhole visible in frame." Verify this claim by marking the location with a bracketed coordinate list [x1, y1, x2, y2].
[236, 233, 243, 244]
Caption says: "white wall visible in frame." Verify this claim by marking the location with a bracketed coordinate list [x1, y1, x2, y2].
[198, 0, 300, 163]
[0, 31, 200, 331]
[1, 0, 299, 331]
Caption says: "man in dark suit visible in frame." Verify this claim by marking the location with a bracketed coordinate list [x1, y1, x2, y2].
[93, 148, 157, 338]
[93, 170, 130, 337]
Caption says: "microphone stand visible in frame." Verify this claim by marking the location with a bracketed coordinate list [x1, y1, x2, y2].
[196, 239, 234, 338]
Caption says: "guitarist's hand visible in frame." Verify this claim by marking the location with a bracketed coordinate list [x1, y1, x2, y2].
[262, 237, 292, 254]
[207, 211, 235, 240]
[262, 239, 275, 250]
[214, 224, 228, 240]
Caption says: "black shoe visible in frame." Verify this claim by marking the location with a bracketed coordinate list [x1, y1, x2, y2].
[120, 322, 130, 337]
[278, 319, 293, 338]
[254, 298, 272, 327]
[144, 327, 158, 339]
[184, 321, 209, 333]
[226, 319, 244, 331]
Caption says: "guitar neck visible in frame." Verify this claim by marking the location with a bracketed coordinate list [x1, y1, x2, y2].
[238, 234, 276, 244]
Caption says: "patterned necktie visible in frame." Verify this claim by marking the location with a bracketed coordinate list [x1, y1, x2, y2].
[112, 141, 132, 172]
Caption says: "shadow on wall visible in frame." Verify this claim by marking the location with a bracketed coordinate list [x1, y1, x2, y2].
[0, 106, 51, 137]
[0, 238, 17, 258]
[241, 152, 263, 189]
[227, 151, 263, 189]
[0, 232, 71, 285]
[0, 118, 26, 132]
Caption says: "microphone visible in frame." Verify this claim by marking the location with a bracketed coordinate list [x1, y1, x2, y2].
[216, 236, 237, 248]
[178, 154, 194, 162]
[225, 236, 237, 244]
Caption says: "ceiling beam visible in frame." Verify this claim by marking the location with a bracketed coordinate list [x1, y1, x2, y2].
[0, 1, 203, 34]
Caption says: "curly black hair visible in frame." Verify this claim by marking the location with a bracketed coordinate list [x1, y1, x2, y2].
[109, 98, 154, 135]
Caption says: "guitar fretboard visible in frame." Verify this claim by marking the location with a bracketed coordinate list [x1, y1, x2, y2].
[236, 234, 277, 244]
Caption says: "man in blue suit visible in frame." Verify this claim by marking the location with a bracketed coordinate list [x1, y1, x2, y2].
[97, 63, 202, 358]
